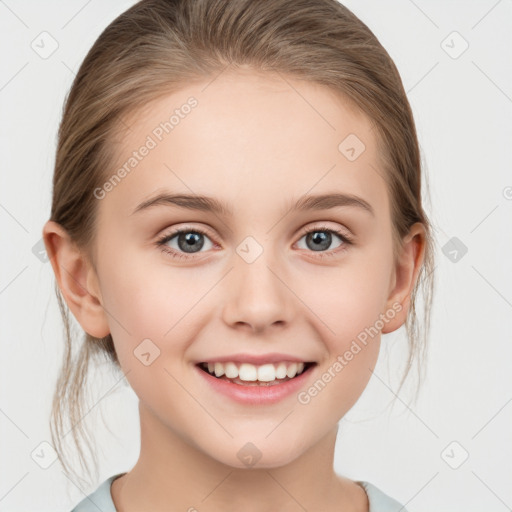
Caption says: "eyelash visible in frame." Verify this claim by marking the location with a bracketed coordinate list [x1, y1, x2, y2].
[156, 224, 354, 261]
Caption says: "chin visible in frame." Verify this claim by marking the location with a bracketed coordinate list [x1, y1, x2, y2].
[205, 437, 307, 470]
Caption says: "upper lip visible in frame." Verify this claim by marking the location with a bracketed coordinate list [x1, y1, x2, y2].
[196, 353, 315, 365]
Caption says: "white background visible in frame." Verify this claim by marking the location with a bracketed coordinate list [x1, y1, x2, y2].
[1, 1, 511, 511]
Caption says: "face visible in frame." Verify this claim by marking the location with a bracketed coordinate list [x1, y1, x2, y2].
[88, 70, 400, 468]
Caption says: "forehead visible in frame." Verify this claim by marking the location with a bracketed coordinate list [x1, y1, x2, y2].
[102, 70, 389, 221]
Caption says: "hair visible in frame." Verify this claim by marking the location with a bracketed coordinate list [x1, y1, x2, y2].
[48, 0, 436, 487]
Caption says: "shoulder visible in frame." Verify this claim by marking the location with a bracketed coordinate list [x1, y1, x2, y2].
[69, 474, 123, 512]
[357, 481, 408, 512]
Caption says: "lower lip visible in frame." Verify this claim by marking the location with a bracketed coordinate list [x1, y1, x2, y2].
[195, 364, 316, 405]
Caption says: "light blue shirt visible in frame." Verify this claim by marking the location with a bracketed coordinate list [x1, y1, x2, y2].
[70, 473, 408, 511]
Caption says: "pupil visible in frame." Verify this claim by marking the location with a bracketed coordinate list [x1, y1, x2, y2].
[308, 231, 330, 251]
[179, 232, 204, 253]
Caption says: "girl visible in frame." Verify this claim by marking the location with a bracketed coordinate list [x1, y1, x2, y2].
[43, 0, 435, 510]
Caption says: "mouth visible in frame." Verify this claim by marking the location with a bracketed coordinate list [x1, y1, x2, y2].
[196, 361, 317, 387]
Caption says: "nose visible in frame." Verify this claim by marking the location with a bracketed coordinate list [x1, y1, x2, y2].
[221, 249, 295, 334]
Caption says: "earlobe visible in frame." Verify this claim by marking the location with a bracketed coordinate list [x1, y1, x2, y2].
[42, 220, 110, 339]
[381, 223, 426, 334]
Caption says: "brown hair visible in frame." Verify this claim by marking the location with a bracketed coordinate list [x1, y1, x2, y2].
[48, 0, 436, 486]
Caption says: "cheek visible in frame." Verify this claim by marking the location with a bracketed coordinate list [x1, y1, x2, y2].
[290, 250, 392, 405]
[100, 247, 206, 339]
[296, 252, 392, 346]
[294, 268, 386, 416]
[103, 270, 196, 410]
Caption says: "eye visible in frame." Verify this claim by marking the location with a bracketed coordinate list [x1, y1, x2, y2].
[156, 226, 215, 260]
[296, 225, 353, 256]
[156, 224, 353, 261]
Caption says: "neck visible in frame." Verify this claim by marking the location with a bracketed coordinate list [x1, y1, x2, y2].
[111, 401, 364, 512]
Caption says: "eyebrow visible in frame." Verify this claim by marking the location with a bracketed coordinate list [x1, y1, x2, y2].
[132, 192, 374, 217]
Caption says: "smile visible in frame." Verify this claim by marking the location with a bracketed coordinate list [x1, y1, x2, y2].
[196, 357, 317, 405]
[198, 361, 315, 385]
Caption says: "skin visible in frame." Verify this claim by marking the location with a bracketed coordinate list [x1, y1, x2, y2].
[43, 69, 425, 512]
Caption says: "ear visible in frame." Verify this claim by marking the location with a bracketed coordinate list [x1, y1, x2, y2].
[42, 220, 110, 338]
[381, 222, 426, 334]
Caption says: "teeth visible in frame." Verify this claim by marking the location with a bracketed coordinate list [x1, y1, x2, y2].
[224, 362, 238, 379]
[214, 362, 224, 377]
[275, 362, 288, 379]
[257, 363, 276, 382]
[286, 363, 298, 378]
[201, 361, 308, 382]
[239, 363, 258, 381]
